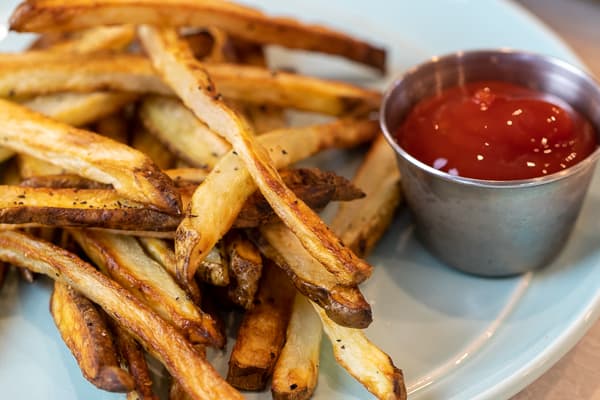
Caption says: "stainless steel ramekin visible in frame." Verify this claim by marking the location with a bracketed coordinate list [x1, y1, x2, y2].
[380, 49, 600, 276]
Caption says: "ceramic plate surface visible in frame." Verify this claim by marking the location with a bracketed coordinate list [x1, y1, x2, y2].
[0, 1, 598, 399]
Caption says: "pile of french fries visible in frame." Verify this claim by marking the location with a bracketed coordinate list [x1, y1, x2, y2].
[0, 1, 405, 399]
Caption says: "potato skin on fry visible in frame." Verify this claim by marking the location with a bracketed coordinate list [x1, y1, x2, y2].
[227, 263, 295, 390]
[50, 281, 135, 393]
[9, 0, 386, 72]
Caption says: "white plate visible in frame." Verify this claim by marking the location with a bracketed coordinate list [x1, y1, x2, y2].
[1, 1, 599, 400]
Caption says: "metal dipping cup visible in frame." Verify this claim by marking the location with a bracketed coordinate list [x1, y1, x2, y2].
[380, 50, 600, 277]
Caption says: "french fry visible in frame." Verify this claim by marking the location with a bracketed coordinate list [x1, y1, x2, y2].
[0, 230, 243, 400]
[23, 92, 137, 129]
[224, 230, 263, 309]
[332, 135, 403, 257]
[42, 25, 136, 53]
[17, 154, 66, 178]
[258, 223, 372, 329]
[0, 99, 181, 213]
[0, 186, 180, 231]
[50, 281, 136, 392]
[10, 0, 386, 72]
[20, 174, 112, 189]
[271, 294, 322, 400]
[0, 52, 381, 115]
[138, 96, 229, 169]
[112, 322, 159, 400]
[172, 116, 377, 293]
[312, 303, 407, 400]
[137, 237, 201, 303]
[70, 229, 225, 348]
[227, 262, 295, 390]
[130, 124, 177, 170]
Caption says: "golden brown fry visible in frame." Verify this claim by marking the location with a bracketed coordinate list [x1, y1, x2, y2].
[227, 263, 295, 390]
[173, 116, 377, 293]
[137, 237, 201, 304]
[94, 112, 130, 144]
[271, 294, 322, 400]
[43, 25, 135, 53]
[0, 230, 242, 400]
[51, 281, 135, 392]
[138, 96, 229, 169]
[20, 174, 111, 189]
[0, 186, 179, 231]
[10, 0, 386, 72]
[224, 230, 263, 309]
[332, 135, 402, 257]
[23, 92, 137, 128]
[0, 52, 380, 115]
[130, 124, 177, 170]
[258, 223, 372, 329]
[235, 168, 364, 229]
[17, 155, 65, 178]
[70, 230, 224, 348]
[244, 104, 287, 135]
[0, 99, 181, 213]
[312, 303, 407, 400]
[112, 322, 158, 400]
[195, 243, 229, 287]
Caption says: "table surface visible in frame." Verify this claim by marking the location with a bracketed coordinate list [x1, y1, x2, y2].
[514, 1, 600, 399]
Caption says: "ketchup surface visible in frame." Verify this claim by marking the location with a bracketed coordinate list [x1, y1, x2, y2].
[396, 81, 597, 180]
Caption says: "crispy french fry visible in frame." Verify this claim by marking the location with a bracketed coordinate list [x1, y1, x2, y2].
[138, 96, 229, 169]
[0, 52, 380, 115]
[0, 230, 242, 400]
[23, 92, 137, 129]
[0, 99, 181, 213]
[44, 25, 135, 53]
[10, 0, 386, 72]
[0, 186, 180, 231]
[70, 230, 224, 348]
[258, 223, 372, 329]
[137, 237, 201, 303]
[271, 294, 322, 400]
[224, 230, 263, 309]
[51, 281, 135, 392]
[227, 262, 295, 390]
[130, 124, 177, 170]
[312, 303, 407, 400]
[20, 174, 111, 189]
[173, 116, 377, 293]
[332, 135, 402, 257]
[112, 322, 158, 400]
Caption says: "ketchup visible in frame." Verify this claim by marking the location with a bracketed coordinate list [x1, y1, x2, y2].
[396, 81, 597, 180]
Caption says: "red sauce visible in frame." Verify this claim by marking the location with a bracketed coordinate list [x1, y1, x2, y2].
[396, 81, 597, 180]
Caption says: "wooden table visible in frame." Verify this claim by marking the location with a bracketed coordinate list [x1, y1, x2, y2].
[514, 1, 600, 398]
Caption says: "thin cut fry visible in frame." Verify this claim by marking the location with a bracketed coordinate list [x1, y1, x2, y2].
[51, 281, 135, 392]
[258, 223, 372, 329]
[224, 230, 263, 309]
[0, 52, 380, 115]
[137, 237, 201, 303]
[42, 25, 135, 53]
[112, 322, 158, 400]
[332, 135, 402, 257]
[227, 263, 295, 390]
[10, 0, 386, 72]
[139, 96, 229, 169]
[172, 116, 377, 292]
[0, 230, 243, 400]
[0, 186, 179, 231]
[312, 303, 407, 400]
[70, 230, 224, 348]
[0, 99, 181, 213]
[271, 294, 322, 400]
